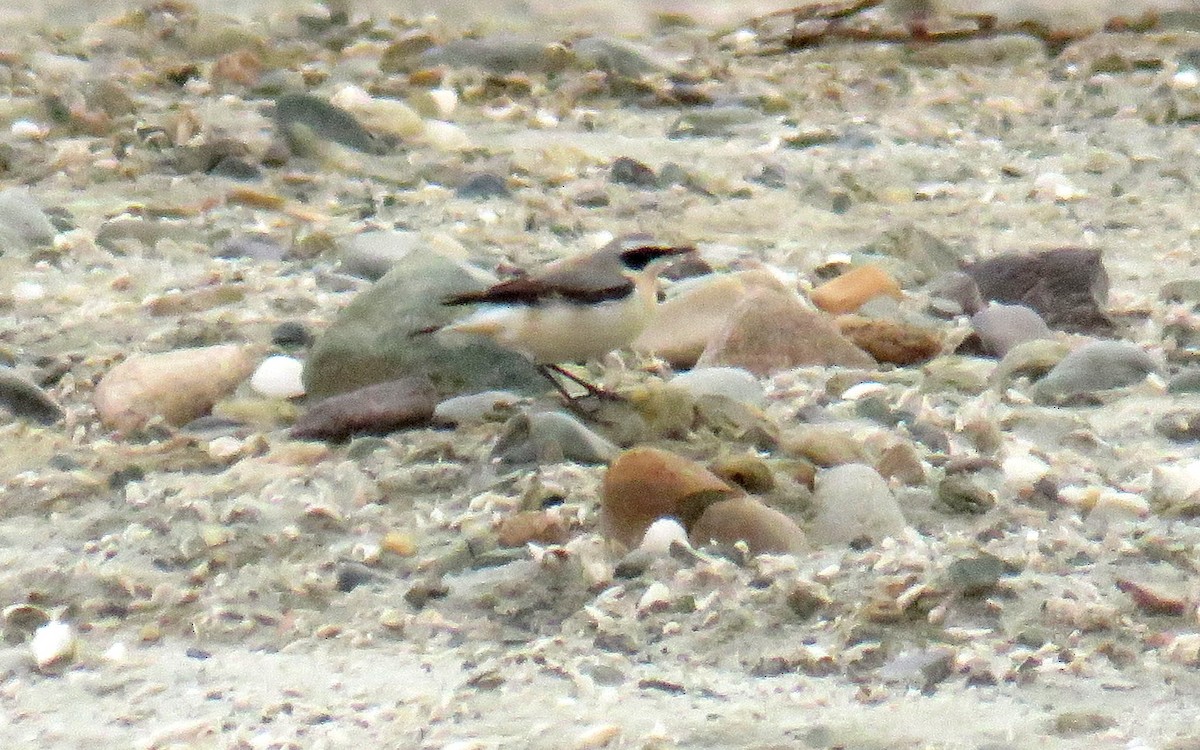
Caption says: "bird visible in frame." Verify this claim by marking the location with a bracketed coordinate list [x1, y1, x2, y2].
[437, 238, 696, 401]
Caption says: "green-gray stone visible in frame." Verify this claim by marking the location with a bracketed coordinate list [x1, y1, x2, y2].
[302, 251, 547, 399]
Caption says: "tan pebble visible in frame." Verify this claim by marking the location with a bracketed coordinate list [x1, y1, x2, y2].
[226, 187, 287, 210]
[781, 427, 870, 467]
[836, 315, 942, 365]
[93, 345, 256, 431]
[634, 269, 788, 367]
[688, 496, 806, 555]
[573, 723, 621, 749]
[139, 622, 162, 643]
[381, 531, 417, 557]
[601, 447, 739, 550]
[211, 49, 262, 86]
[710, 454, 776, 494]
[810, 265, 903, 314]
[496, 510, 569, 547]
[876, 443, 926, 485]
[696, 288, 875, 375]
[263, 441, 331, 465]
[314, 624, 343, 639]
[1116, 579, 1188, 616]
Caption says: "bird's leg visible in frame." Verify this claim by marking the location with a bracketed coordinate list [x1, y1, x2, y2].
[545, 364, 622, 401]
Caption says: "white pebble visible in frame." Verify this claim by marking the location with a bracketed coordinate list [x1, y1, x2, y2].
[1172, 69, 1200, 90]
[249, 355, 305, 399]
[421, 120, 471, 151]
[1031, 172, 1086, 202]
[427, 88, 458, 117]
[1001, 450, 1050, 493]
[670, 366, 765, 404]
[11, 281, 46, 302]
[10, 120, 47, 140]
[637, 582, 671, 614]
[637, 518, 690, 557]
[31, 620, 76, 671]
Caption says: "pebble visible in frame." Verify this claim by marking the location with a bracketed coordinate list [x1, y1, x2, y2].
[609, 157, 659, 188]
[836, 316, 942, 365]
[964, 247, 1113, 334]
[270, 321, 314, 349]
[637, 518, 691, 557]
[303, 249, 545, 398]
[810, 265, 903, 315]
[668, 367, 764, 405]
[572, 36, 680, 77]
[93, 345, 255, 431]
[274, 93, 384, 154]
[1116, 578, 1188, 617]
[992, 338, 1072, 389]
[0, 366, 63, 424]
[496, 510, 569, 547]
[455, 172, 510, 199]
[492, 410, 619, 464]
[249, 355, 306, 399]
[31, 620, 76, 672]
[809, 463, 908, 546]
[433, 390, 523, 425]
[633, 269, 788, 368]
[338, 229, 423, 281]
[0, 187, 56, 251]
[290, 376, 438, 441]
[688, 496, 807, 555]
[927, 271, 984, 316]
[417, 36, 569, 74]
[695, 288, 876, 375]
[1032, 340, 1158, 403]
[857, 223, 964, 285]
[1150, 462, 1200, 516]
[601, 447, 739, 550]
[970, 303, 1052, 357]
[215, 234, 286, 262]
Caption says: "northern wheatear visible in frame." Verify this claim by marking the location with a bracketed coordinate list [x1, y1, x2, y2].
[439, 238, 695, 399]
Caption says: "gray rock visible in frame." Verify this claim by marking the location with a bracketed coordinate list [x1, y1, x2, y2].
[433, 391, 525, 425]
[274, 93, 384, 155]
[857, 223, 964, 285]
[1033, 340, 1158, 403]
[216, 233, 286, 261]
[455, 173, 510, 199]
[492, 410, 619, 464]
[572, 36, 680, 77]
[1160, 278, 1200, 303]
[809, 463, 908, 546]
[964, 247, 1112, 334]
[339, 230, 423, 281]
[417, 37, 568, 74]
[928, 271, 984, 315]
[1168, 368, 1200, 394]
[971, 303, 1052, 357]
[0, 188, 55, 253]
[303, 251, 546, 398]
[668, 106, 762, 139]
[0, 367, 63, 425]
[669, 367, 764, 405]
[609, 157, 659, 188]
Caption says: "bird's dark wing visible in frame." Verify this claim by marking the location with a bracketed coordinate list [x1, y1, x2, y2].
[443, 274, 634, 306]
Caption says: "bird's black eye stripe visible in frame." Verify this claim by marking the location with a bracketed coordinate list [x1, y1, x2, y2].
[619, 245, 688, 271]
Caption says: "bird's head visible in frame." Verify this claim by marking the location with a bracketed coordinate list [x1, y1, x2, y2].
[617, 244, 696, 280]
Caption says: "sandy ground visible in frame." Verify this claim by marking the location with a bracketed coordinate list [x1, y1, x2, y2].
[4, 0, 1200, 749]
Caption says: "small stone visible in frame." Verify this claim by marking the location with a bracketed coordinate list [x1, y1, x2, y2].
[876, 443, 925, 485]
[1157, 412, 1200, 444]
[609, 157, 659, 188]
[30, 620, 76, 672]
[456, 172, 510, 199]
[970, 303, 1052, 357]
[947, 554, 1008, 596]
[1160, 279, 1200, 304]
[417, 37, 570, 74]
[633, 269, 788, 368]
[810, 265, 903, 315]
[963, 247, 1112, 334]
[1053, 712, 1115, 736]
[250, 356, 306, 399]
[216, 234, 286, 261]
[274, 93, 384, 155]
[496, 510, 569, 547]
[601, 447, 739, 550]
[572, 36, 680, 77]
[836, 316, 942, 365]
[809, 463, 908, 546]
[936, 475, 996, 515]
[492, 410, 619, 464]
[382, 531, 417, 556]
[433, 390, 523, 425]
[927, 271, 984, 315]
[857, 223, 964, 285]
[696, 288, 876, 375]
[992, 339, 1072, 389]
[688, 496, 806, 555]
[0, 187, 56, 252]
[668, 367, 764, 405]
[271, 321, 314, 348]
[782, 428, 870, 467]
[1033, 340, 1158, 403]
[290, 376, 438, 441]
[0, 366, 63, 425]
[1116, 578, 1188, 616]
[339, 230, 423, 281]
[637, 518, 691, 557]
[94, 345, 255, 431]
[335, 562, 377, 592]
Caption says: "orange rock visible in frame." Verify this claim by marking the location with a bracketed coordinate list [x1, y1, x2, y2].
[696, 288, 875, 376]
[836, 315, 943, 365]
[497, 510, 569, 547]
[810, 265, 902, 315]
[601, 447, 739, 550]
[689, 496, 806, 555]
[93, 345, 255, 431]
